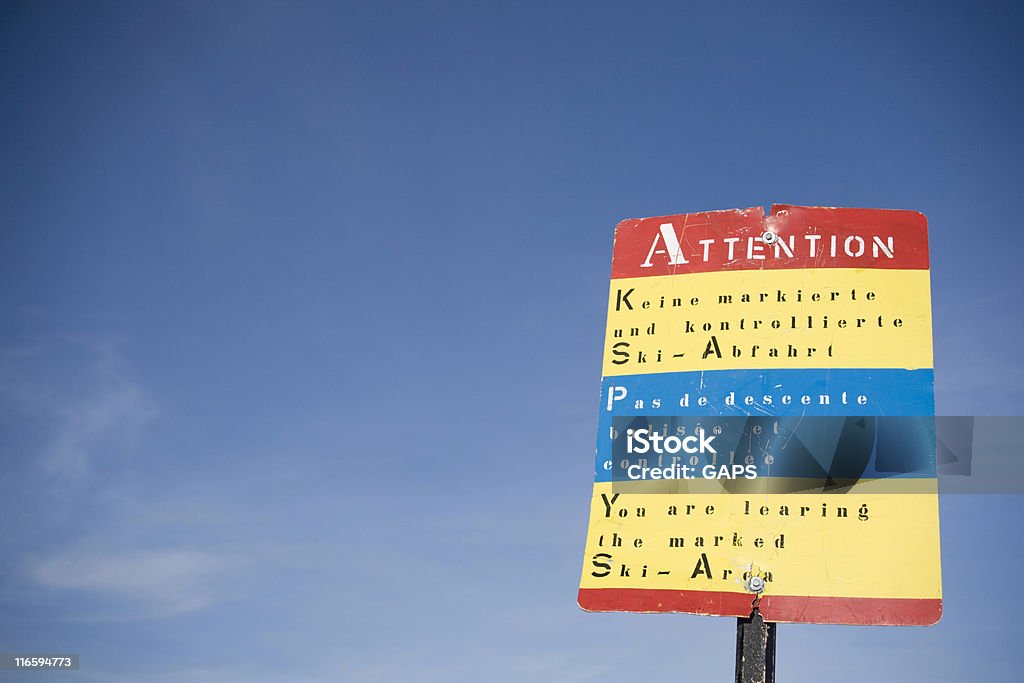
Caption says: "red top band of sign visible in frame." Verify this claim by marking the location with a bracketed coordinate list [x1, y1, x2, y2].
[610, 205, 929, 279]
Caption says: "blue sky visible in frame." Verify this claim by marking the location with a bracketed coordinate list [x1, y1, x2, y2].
[2, 1, 1023, 681]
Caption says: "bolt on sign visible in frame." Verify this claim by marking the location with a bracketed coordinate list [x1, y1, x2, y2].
[577, 205, 941, 626]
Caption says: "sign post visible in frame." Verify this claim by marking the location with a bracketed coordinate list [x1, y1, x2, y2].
[735, 608, 775, 683]
[579, 205, 941, 669]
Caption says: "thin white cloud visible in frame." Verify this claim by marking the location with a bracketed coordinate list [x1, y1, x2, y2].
[27, 546, 228, 617]
[45, 373, 157, 477]
[0, 338, 158, 480]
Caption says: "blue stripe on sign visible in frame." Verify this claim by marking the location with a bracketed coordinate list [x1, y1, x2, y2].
[592, 368, 935, 482]
[597, 368, 934, 419]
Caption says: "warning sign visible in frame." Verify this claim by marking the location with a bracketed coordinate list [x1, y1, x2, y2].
[578, 205, 941, 626]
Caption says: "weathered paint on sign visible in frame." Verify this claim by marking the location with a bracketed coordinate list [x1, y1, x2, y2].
[578, 205, 941, 626]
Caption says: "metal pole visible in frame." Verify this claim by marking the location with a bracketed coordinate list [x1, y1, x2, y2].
[735, 608, 776, 683]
